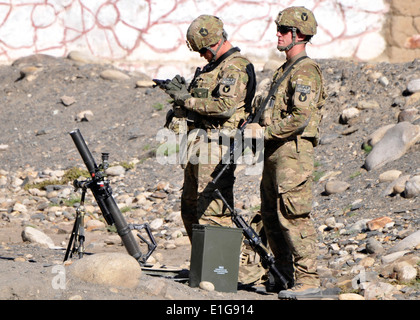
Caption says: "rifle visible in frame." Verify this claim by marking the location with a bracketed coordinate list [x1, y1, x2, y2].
[152, 79, 171, 89]
[206, 59, 311, 290]
[64, 129, 157, 265]
[208, 117, 289, 290]
[152, 77, 200, 129]
[207, 56, 313, 291]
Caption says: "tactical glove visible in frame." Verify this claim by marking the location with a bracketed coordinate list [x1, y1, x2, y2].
[165, 75, 191, 106]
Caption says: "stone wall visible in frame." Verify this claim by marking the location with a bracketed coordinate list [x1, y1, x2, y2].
[385, 0, 420, 62]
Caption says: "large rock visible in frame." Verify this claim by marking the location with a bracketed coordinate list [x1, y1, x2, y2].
[364, 124, 395, 147]
[403, 175, 420, 198]
[68, 252, 142, 288]
[364, 122, 420, 171]
[388, 230, 420, 253]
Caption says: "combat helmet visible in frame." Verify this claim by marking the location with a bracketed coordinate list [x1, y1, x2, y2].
[186, 15, 227, 62]
[275, 6, 317, 51]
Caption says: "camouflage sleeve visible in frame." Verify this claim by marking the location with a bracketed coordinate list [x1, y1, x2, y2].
[184, 63, 249, 118]
[264, 65, 321, 140]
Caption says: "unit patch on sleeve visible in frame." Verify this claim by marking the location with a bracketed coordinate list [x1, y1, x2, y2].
[294, 83, 312, 106]
[219, 76, 237, 97]
[296, 84, 311, 94]
[221, 77, 237, 86]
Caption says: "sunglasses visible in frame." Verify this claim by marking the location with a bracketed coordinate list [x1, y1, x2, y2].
[198, 47, 208, 55]
[277, 25, 293, 34]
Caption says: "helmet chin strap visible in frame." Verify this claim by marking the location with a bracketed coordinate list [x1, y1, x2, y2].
[208, 30, 228, 62]
[278, 27, 308, 52]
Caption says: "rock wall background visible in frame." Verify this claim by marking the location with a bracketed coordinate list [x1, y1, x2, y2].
[385, 0, 420, 62]
[0, 0, 418, 76]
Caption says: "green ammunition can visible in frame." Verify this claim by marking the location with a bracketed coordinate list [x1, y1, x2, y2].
[189, 224, 243, 293]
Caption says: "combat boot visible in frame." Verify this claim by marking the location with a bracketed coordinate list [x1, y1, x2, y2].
[278, 283, 321, 300]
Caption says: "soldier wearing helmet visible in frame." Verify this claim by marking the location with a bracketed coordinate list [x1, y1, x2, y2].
[186, 15, 228, 63]
[275, 6, 317, 52]
[163, 15, 256, 245]
[247, 7, 328, 299]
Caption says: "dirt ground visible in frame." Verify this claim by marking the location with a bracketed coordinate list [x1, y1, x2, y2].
[0, 53, 419, 304]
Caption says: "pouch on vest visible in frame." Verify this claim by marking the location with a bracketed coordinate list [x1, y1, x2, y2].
[191, 87, 209, 98]
[165, 106, 188, 135]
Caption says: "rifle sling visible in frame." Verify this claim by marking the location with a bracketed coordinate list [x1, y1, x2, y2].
[251, 55, 308, 124]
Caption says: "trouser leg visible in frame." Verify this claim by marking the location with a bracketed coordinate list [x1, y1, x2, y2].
[261, 177, 319, 287]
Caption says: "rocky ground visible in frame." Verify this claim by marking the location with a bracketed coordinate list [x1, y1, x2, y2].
[0, 53, 419, 302]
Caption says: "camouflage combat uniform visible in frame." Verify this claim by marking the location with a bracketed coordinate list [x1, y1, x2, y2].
[253, 2, 329, 286]
[180, 15, 256, 240]
[258, 51, 327, 287]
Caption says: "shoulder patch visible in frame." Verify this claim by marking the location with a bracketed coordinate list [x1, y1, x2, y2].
[221, 77, 237, 86]
[296, 84, 311, 94]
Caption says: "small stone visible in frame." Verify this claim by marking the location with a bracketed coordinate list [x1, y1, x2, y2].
[357, 100, 379, 110]
[76, 110, 94, 122]
[393, 262, 417, 282]
[105, 165, 125, 176]
[136, 80, 155, 88]
[324, 180, 350, 195]
[407, 78, 420, 93]
[199, 281, 215, 292]
[61, 95, 76, 106]
[324, 217, 336, 228]
[381, 250, 411, 264]
[358, 257, 375, 268]
[339, 293, 365, 300]
[100, 69, 130, 81]
[86, 219, 106, 231]
[403, 175, 420, 198]
[163, 240, 176, 249]
[340, 107, 360, 123]
[14, 257, 26, 262]
[379, 170, 402, 183]
[13, 202, 27, 213]
[150, 218, 163, 231]
[21, 226, 56, 249]
[367, 216, 393, 231]
[378, 76, 389, 86]
[67, 51, 96, 64]
[366, 238, 384, 255]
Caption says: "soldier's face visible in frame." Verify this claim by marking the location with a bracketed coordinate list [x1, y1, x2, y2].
[199, 48, 214, 62]
[199, 39, 223, 62]
[277, 27, 293, 49]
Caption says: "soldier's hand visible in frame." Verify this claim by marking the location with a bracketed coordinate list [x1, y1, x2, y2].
[165, 75, 185, 91]
[244, 122, 264, 139]
[165, 75, 191, 106]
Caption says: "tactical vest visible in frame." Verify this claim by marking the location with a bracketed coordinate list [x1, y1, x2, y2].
[261, 57, 327, 145]
[189, 50, 254, 133]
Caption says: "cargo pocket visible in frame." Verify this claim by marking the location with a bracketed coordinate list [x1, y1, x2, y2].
[279, 178, 313, 217]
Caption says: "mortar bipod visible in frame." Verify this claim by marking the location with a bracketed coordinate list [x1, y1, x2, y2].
[128, 223, 157, 264]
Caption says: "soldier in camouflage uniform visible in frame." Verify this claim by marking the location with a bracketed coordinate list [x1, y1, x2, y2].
[247, 7, 327, 299]
[164, 15, 256, 240]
